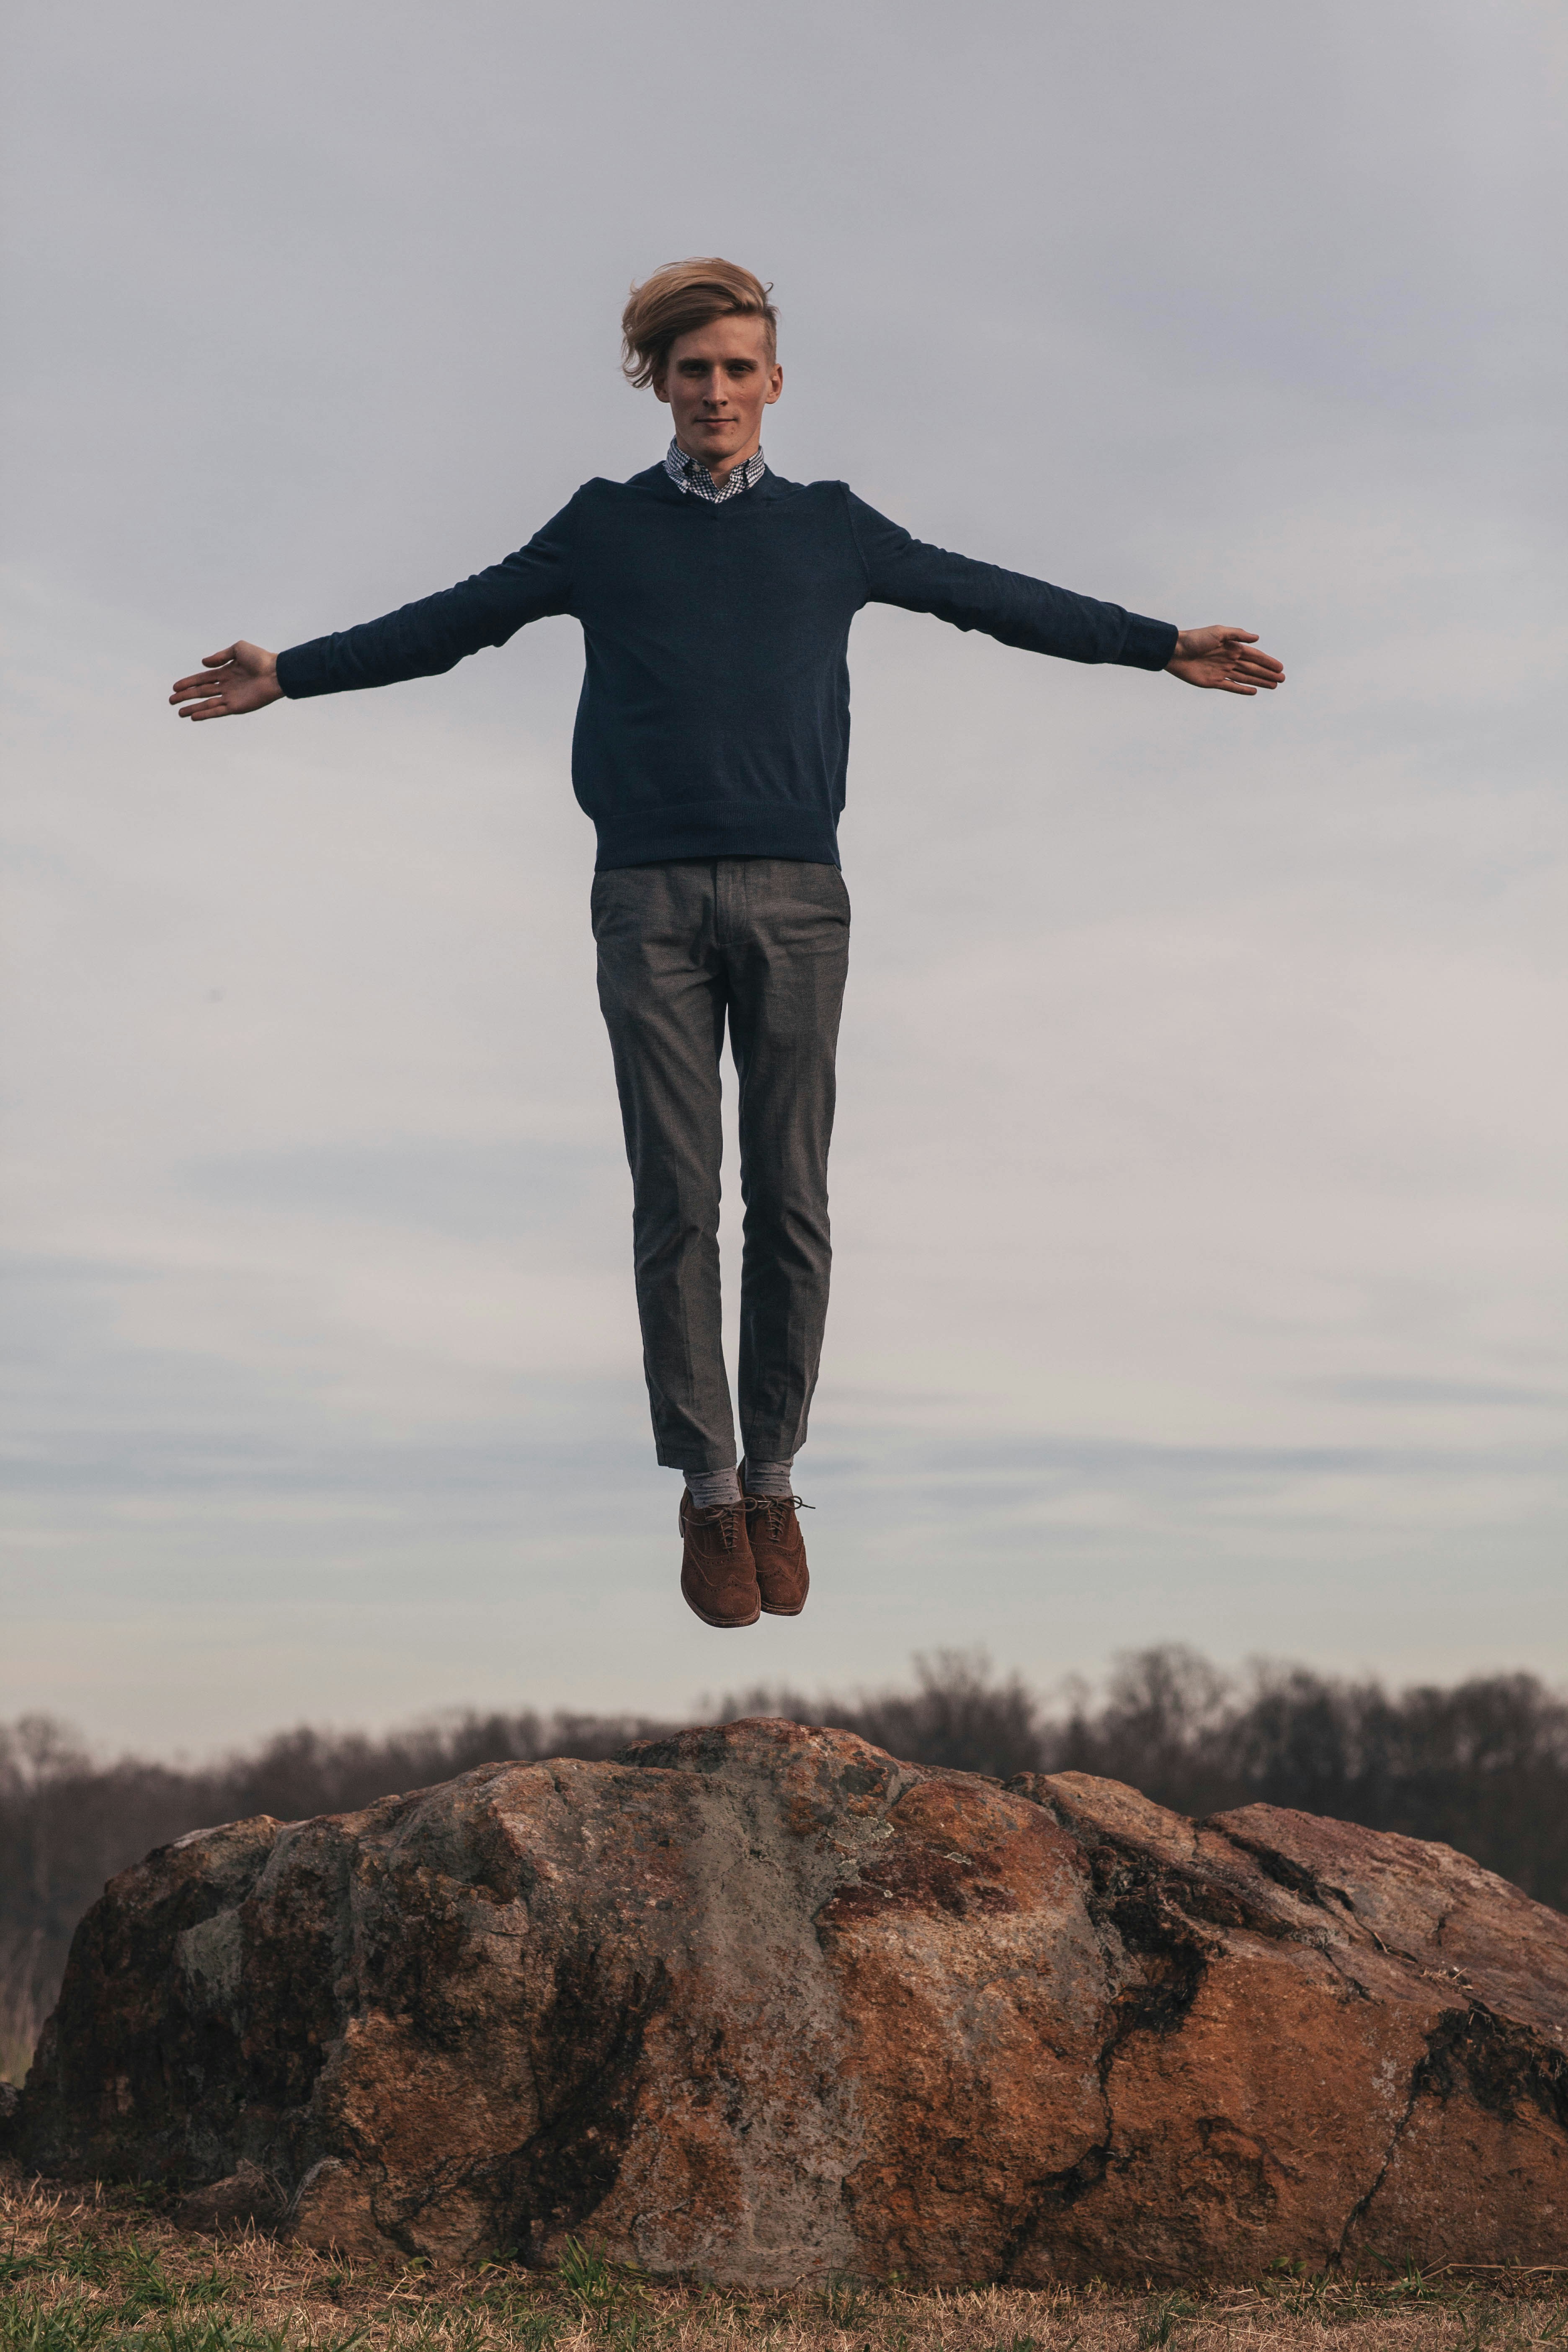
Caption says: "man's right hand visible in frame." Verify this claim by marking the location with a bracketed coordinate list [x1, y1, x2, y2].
[1165, 626, 1284, 695]
[170, 640, 283, 721]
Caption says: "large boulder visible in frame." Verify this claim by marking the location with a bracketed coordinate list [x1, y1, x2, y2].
[8, 1718, 1568, 2282]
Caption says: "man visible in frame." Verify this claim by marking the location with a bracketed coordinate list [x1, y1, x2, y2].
[170, 257, 1283, 1632]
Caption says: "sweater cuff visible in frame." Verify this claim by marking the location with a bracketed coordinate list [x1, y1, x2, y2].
[274, 641, 328, 699]
[1119, 613, 1180, 671]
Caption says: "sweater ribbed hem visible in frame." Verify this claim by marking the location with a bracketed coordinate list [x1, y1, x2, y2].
[592, 804, 841, 872]
[1119, 613, 1181, 671]
[275, 645, 320, 698]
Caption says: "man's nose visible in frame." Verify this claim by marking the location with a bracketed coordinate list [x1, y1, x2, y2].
[698, 371, 730, 405]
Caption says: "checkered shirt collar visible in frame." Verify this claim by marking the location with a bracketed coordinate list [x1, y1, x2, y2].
[663, 436, 766, 503]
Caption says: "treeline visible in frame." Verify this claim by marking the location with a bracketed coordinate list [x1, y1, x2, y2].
[5, 1645, 1568, 2083]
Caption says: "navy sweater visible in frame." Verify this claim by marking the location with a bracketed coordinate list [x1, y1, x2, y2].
[276, 464, 1178, 871]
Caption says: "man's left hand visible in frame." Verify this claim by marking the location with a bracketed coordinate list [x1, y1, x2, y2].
[1166, 626, 1284, 695]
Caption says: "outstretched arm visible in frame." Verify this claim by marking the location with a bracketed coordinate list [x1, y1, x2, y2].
[1166, 625, 1284, 695]
[168, 501, 578, 723]
[847, 496, 1285, 695]
[848, 493, 1177, 668]
[170, 640, 283, 722]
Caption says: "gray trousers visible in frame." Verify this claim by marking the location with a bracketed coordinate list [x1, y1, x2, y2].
[591, 858, 851, 1473]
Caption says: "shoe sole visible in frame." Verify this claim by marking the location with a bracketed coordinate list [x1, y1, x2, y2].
[681, 1571, 761, 1627]
[681, 1578, 761, 1629]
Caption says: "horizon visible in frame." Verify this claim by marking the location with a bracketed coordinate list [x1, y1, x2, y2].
[7, 1637, 1564, 1774]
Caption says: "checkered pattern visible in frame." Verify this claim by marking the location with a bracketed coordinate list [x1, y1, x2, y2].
[663, 436, 767, 503]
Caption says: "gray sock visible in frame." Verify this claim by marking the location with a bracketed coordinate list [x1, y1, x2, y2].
[685, 1465, 741, 1509]
[743, 1458, 795, 1499]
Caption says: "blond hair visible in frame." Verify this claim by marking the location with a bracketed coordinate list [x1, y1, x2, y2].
[620, 258, 778, 390]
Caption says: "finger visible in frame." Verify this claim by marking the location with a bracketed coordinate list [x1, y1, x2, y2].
[1219, 629, 1260, 647]
[172, 670, 230, 696]
[202, 645, 238, 667]
[178, 698, 230, 720]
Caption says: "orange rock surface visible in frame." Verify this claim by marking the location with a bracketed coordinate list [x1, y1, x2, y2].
[10, 1719, 1567, 2281]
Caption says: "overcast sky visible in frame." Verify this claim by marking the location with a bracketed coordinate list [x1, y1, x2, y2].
[3, 0, 1565, 1754]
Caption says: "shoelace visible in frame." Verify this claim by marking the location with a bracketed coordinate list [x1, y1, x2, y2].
[688, 1499, 747, 1548]
[744, 1492, 814, 1536]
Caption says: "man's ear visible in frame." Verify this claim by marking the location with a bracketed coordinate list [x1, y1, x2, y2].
[765, 365, 784, 407]
[652, 370, 671, 407]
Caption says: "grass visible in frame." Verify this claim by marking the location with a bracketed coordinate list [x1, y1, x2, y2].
[3, 2171, 1567, 2352]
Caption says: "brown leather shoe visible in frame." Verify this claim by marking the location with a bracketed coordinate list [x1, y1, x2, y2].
[741, 1475, 811, 1616]
[678, 1492, 761, 1628]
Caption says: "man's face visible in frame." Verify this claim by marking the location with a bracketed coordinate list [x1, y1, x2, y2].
[654, 315, 782, 478]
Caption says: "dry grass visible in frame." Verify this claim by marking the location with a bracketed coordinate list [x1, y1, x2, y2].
[3, 2169, 1566, 2352]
